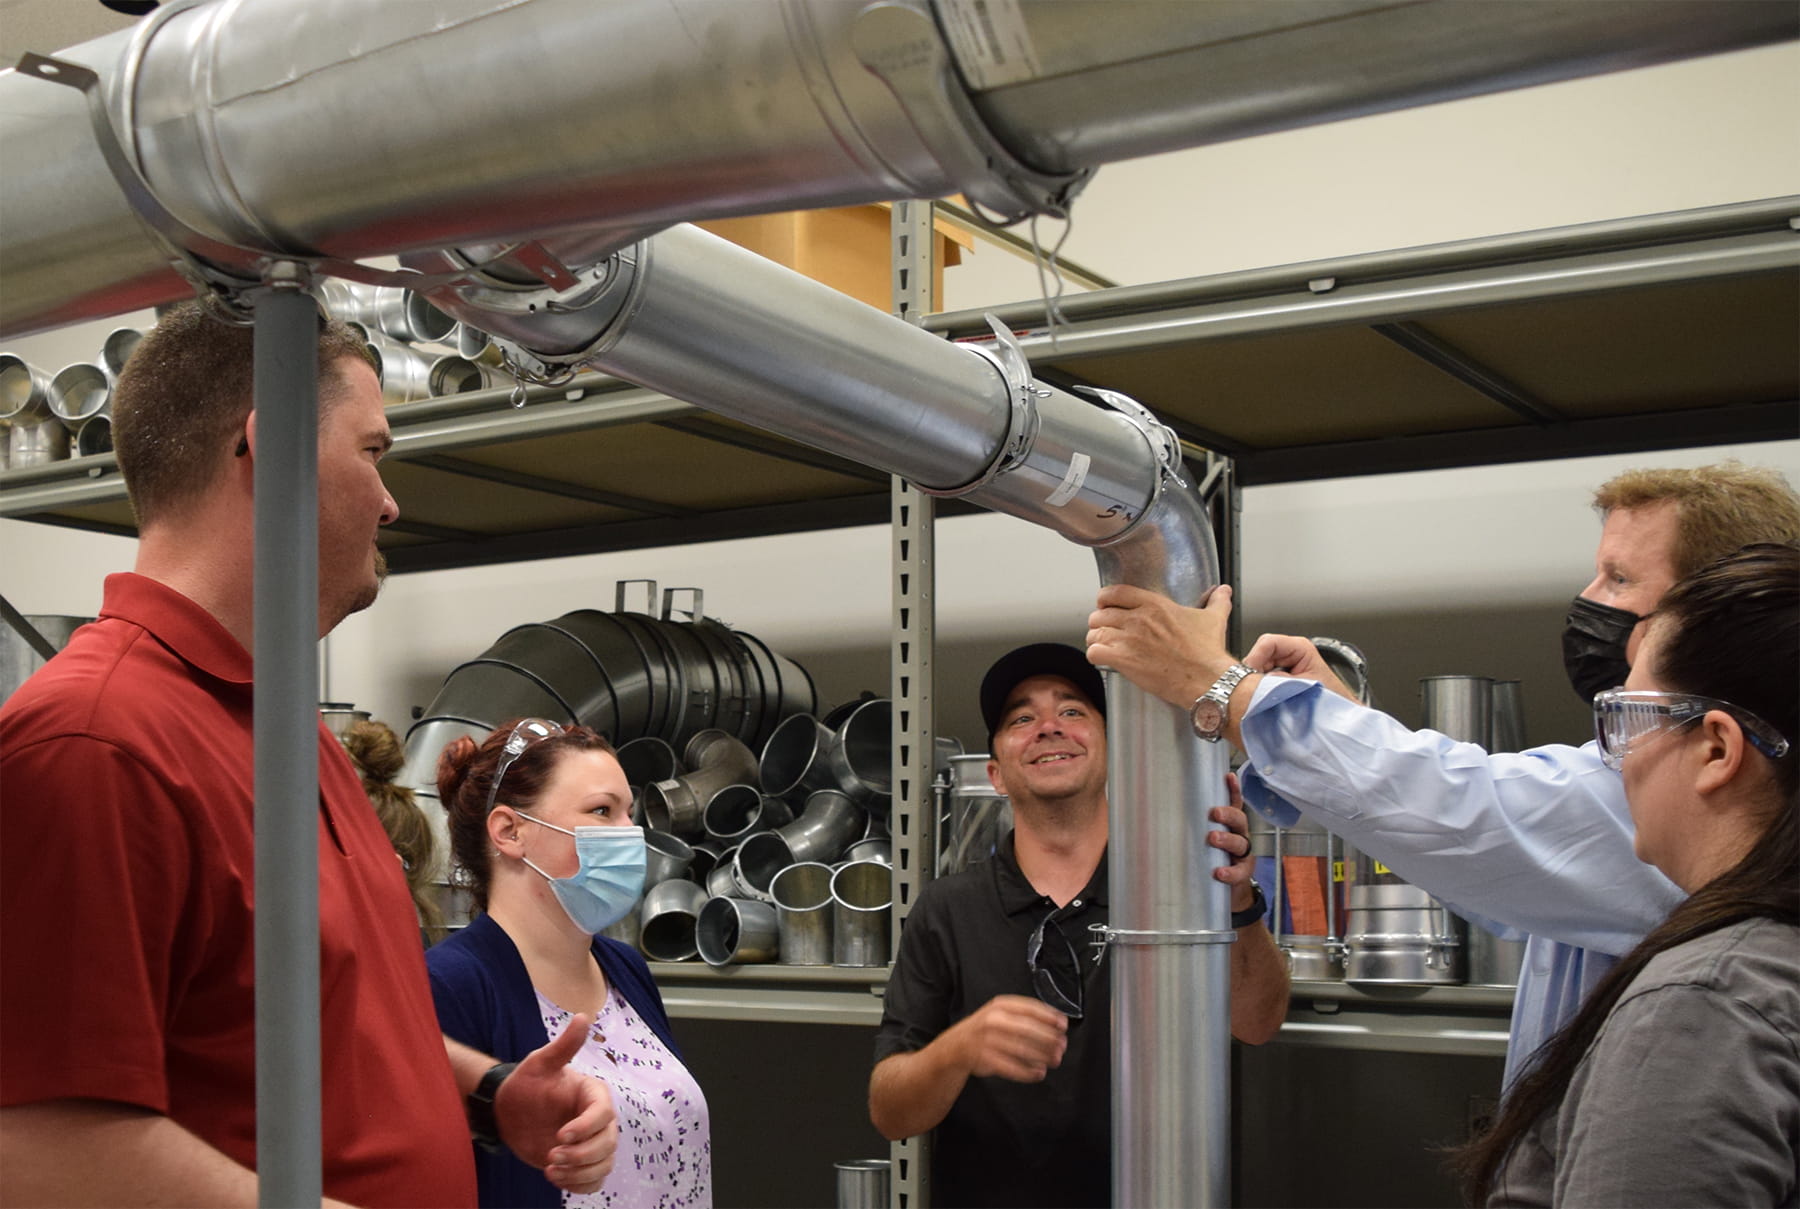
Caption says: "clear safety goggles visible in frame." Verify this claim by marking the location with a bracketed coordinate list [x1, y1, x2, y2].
[1591, 689, 1790, 772]
[483, 718, 567, 814]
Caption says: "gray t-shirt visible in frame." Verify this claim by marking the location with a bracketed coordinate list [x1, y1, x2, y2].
[1491, 916, 1799, 1207]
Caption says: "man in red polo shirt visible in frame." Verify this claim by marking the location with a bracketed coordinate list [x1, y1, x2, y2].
[0, 302, 616, 1205]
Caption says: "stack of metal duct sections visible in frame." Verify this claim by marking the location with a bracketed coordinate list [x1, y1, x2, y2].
[315, 281, 511, 403]
[399, 580, 817, 921]
[613, 701, 910, 967]
[0, 327, 141, 468]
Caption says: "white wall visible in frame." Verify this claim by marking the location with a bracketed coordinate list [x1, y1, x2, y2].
[4, 40, 1797, 751]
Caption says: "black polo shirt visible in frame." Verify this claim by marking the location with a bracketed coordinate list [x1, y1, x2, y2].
[874, 834, 1111, 1208]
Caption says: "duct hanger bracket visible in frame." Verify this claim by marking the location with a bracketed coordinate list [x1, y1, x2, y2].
[851, 2, 1091, 224]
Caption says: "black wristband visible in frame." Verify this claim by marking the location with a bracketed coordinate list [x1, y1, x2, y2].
[1231, 878, 1267, 929]
[467, 1060, 518, 1154]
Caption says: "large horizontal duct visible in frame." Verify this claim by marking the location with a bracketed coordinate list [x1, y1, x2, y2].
[2, 0, 1789, 336]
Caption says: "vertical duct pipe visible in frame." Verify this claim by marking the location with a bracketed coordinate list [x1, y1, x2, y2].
[1, 0, 1790, 336]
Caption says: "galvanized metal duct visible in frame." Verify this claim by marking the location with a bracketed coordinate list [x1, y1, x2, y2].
[419, 213, 1226, 1203]
[395, 601, 816, 804]
[2, 0, 1788, 337]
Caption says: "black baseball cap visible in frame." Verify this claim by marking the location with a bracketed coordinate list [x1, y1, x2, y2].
[979, 642, 1108, 740]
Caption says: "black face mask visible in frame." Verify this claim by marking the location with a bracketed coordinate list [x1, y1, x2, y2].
[1561, 595, 1647, 704]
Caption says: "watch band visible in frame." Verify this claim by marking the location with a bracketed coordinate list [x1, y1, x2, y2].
[467, 1060, 518, 1153]
[1191, 662, 1256, 741]
[1231, 878, 1267, 929]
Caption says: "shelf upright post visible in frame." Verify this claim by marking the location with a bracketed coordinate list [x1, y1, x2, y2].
[887, 198, 937, 1209]
[251, 266, 324, 1208]
[1193, 448, 1242, 653]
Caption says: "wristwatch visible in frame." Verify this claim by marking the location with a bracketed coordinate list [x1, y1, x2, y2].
[1191, 663, 1255, 741]
[1231, 878, 1267, 929]
[467, 1060, 518, 1153]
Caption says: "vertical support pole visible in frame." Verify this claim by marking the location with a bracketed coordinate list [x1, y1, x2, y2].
[253, 269, 323, 1208]
[888, 198, 936, 1209]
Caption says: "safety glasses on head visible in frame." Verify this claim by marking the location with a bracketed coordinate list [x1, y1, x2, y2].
[483, 718, 567, 815]
[1591, 689, 1790, 772]
[1026, 905, 1089, 1021]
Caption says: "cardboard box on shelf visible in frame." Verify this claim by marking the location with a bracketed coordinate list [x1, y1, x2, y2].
[697, 203, 974, 312]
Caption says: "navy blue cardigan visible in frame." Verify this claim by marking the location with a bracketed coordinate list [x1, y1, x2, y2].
[426, 913, 684, 1209]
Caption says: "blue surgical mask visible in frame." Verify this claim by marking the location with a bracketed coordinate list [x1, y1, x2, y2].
[517, 816, 647, 935]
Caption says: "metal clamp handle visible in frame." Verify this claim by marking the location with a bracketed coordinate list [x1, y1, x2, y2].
[615, 579, 658, 614]
[850, 1, 1091, 225]
[1074, 385, 1189, 492]
[661, 587, 705, 623]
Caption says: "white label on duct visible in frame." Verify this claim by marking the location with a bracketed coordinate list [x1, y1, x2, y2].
[937, 0, 1043, 91]
[1045, 452, 1091, 507]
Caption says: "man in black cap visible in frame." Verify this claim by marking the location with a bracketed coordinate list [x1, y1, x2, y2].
[867, 643, 1289, 1208]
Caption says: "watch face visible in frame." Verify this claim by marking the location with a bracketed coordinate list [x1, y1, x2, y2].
[1192, 697, 1226, 736]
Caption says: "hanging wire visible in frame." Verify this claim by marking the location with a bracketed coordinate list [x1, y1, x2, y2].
[1028, 212, 1075, 348]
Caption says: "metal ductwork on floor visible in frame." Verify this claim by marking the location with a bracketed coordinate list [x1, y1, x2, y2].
[1, 0, 1788, 337]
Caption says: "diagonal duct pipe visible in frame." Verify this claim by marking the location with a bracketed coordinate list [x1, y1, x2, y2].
[1, 0, 1790, 337]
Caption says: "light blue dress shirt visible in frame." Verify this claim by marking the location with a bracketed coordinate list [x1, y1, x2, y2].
[1236, 675, 1685, 1087]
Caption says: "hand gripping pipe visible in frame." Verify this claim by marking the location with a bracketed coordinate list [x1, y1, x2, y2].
[1, 0, 1789, 336]
[419, 220, 1228, 1204]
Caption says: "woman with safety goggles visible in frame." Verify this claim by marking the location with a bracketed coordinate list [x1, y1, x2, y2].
[1461, 542, 1797, 1206]
[427, 719, 711, 1209]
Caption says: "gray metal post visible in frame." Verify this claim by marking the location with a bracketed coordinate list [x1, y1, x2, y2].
[888, 198, 936, 1209]
[252, 270, 323, 1207]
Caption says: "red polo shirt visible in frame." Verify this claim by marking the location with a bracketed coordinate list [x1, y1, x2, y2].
[0, 573, 475, 1207]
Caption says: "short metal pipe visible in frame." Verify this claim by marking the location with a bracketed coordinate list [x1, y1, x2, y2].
[761, 714, 843, 803]
[638, 879, 708, 962]
[0, 355, 54, 426]
[74, 414, 114, 457]
[364, 335, 433, 405]
[829, 860, 892, 968]
[702, 784, 793, 846]
[643, 830, 694, 888]
[428, 355, 509, 397]
[6, 420, 69, 468]
[47, 362, 110, 427]
[696, 896, 780, 967]
[101, 327, 142, 378]
[823, 697, 892, 803]
[644, 730, 756, 838]
[777, 789, 866, 865]
[770, 861, 835, 966]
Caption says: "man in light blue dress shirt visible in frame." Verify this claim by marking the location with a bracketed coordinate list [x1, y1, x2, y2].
[1085, 462, 1800, 1086]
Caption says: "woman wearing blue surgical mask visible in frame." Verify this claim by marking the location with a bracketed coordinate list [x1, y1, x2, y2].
[429, 720, 712, 1209]
[1460, 543, 1798, 1207]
